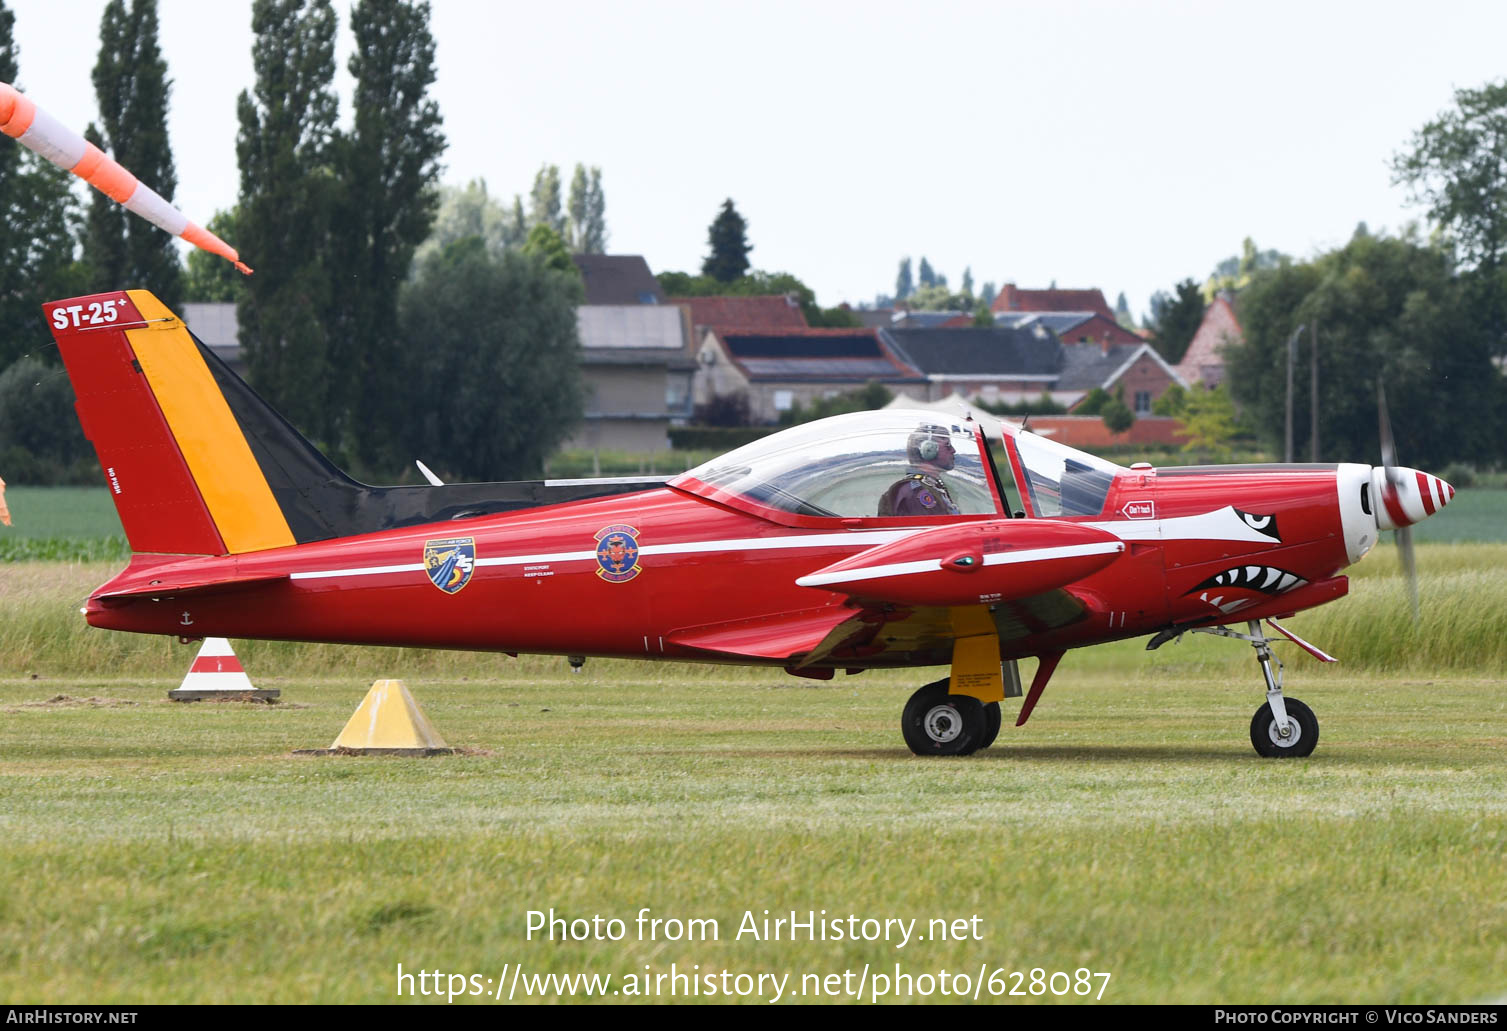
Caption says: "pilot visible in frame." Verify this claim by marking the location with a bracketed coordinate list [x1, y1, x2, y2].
[878, 423, 961, 517]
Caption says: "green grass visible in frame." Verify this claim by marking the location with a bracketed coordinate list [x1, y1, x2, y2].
[1, 547, 1506, 1003]
[0, 668, 1503, 1004]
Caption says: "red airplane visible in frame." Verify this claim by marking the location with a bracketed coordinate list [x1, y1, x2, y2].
[45, 289, 1455, 759]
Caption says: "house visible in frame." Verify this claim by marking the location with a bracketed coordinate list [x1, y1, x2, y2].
[990, 283, 1117, 320]
[880, 326, 1067, 406]
[694, 327, 926, 423]
[181, 302, 245, 377]
[995, 310, 1144, 349]
[572, 254, 665, 305]
[671, 294, 807, 335]
[878, 326, 1187, 413]
[1175, 294, 1243, 388]
[1056, 339, 1186, 415]
[570, 300, 695, 454]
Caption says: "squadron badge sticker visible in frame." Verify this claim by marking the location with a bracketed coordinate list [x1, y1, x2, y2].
[424, 537, 476, 594]
[594, 524, 642, 583]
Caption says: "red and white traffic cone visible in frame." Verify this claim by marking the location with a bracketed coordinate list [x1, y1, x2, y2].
[168, 638, 279, 701]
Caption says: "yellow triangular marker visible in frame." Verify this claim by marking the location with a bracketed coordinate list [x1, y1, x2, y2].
[324, 680, 453, 755]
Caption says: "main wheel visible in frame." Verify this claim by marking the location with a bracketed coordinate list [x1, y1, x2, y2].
[1249, 697, 1319, 758]
[979, 702, 1002, 750]
[901, 679, 986, 756]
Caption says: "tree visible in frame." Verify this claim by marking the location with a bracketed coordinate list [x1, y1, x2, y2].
[85, 0, 182, 306]
[521, 223, 574, 275]
[328, 0, 445, 469]
[1176, 384, 1240, 460]
[961, 267, 973, 297]
[566, 163, 606, 253]
[529, 164, 563, 236]
[906, 283, 972, 311]
[895, 257, 913, 302]
[235, 0, 339, 445]
[1149, 278, 1205, 364]
[0, 0, 90, 371]
[417, 178, 509, 262]
[1114, 291, 1134, 329]
[1100, 394, 1134, 434]
[396, 238, 583, 480]
[0, 356, 96, 484]
[918, 256, 936, 288]
[1392, 80, 1507, 275]
[1205, 237, 1287, 299]
[1225, 229, 1504, 468]
[702, 198, 750, 282]
[1392, 80, 1507, 357]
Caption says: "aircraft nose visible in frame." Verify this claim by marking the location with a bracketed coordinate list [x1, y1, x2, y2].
[1372, 466, 1454, 529]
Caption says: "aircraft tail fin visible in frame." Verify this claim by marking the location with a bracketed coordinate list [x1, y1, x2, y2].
[46, 290, 300, 556]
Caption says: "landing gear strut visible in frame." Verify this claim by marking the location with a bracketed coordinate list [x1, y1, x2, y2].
[1192, 620, 1319, 758]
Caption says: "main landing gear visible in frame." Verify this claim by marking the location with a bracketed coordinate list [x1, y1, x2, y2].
[900, 678, 1000, 757]
[1190, 619, 1320, 758]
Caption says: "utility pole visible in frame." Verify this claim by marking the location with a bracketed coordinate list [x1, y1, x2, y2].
[1309, 322, 1319, 462]
[1284, 324, 1305, 463]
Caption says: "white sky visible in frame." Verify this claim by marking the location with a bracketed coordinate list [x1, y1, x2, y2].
[10, 0, 1507, 317]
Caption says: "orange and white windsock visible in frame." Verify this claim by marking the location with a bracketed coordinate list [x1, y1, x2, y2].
[0, 81, 251, 275]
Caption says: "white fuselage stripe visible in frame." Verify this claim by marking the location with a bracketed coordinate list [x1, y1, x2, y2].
[795, 541, 1123, 588]
[286, 529, 921, 582]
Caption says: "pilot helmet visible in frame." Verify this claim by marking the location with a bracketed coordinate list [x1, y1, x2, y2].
[907, 424, 955, 469]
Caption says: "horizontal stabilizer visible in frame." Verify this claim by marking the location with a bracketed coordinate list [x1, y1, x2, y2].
[96, 569, 289, 602]
[795, 519, 1123, 607]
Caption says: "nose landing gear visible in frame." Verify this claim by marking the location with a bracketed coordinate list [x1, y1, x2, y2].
[1189, 619, 1321, 758]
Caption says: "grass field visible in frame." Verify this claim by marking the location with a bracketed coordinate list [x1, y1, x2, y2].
[1, 544, 1505, 1004]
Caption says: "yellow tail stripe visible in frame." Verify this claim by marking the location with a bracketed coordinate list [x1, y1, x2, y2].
[125, 290, 295, 553]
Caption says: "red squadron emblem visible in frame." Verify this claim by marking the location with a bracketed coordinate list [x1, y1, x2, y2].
[594, 524, 642, 583]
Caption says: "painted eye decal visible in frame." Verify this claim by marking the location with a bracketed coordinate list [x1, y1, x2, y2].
[1235, 509, 1281, 541]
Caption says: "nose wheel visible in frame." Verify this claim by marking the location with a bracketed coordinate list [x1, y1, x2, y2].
[1250, 697, 1318, 757]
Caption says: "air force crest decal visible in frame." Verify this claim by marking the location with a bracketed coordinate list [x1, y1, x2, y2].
[424, 537, 476, 594]
[594, 524, 642, 583]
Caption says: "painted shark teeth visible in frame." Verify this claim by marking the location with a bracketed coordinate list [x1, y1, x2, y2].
[1189, 565, 1307, 596]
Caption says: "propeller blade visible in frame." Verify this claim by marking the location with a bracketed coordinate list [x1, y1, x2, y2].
[1378, 380, 1420, 624]
[1397, 524, 1420, 624]
[1377, 379, 1398, 470]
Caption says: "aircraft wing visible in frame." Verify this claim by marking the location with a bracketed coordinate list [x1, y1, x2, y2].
[795, 589, 1090, 669]
[665, 605, 857, 661]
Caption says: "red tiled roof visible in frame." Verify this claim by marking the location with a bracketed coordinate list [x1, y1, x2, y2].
[991, 283, 1116, 320]
[671, 295, 808, 333]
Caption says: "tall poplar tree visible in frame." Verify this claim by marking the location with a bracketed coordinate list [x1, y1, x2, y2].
[329, 0, 445, 467]
[85, 0, 181, 306]
[235, 0, 339, 443]
[567, 163, 606, 253]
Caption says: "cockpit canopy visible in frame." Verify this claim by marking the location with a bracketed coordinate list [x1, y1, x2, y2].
[670, 409, 1124, 523]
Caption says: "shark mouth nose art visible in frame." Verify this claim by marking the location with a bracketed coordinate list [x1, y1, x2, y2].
[1186, 565, 1308, 615]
